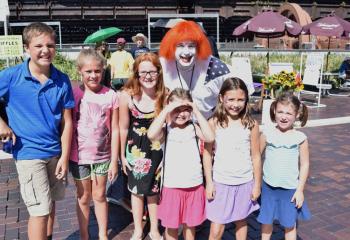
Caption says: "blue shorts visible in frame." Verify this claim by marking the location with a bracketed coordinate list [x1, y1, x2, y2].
[257, 181, 311, 228]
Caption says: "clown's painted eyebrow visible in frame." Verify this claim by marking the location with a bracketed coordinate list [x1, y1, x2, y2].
[176, 42, 197, 48]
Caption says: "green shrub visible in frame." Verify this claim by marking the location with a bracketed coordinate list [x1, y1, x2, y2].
[0, 60, 6, 71]
[53, 51, 80, 81]
[221, 52, 345, 74]
[0, 52, 79, 81]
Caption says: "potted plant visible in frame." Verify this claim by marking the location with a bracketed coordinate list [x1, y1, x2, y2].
[262, 70, 304, 99]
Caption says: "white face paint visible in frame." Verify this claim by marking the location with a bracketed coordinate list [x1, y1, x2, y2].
[175, 41, 197, 68]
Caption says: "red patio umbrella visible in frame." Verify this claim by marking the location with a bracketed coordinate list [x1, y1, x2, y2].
[233, 10, 302, 65]
[301, 13, 350, 70]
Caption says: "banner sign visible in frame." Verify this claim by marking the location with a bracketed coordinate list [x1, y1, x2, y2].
[0, 35, 23, 58]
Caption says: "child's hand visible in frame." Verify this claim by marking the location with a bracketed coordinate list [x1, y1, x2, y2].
[155, 161, 162, 175]
[186, 101, 200, 114]
[206, 182, 216, 200]
[108, 161, 118, 182]
[0, 123, 16, 145]
[121, 157, 132, 175]
[55, 158, 67, 180]
[165, 101, 186, 114]
[291, 190, 304, 208]
[251, 184, 261, 201]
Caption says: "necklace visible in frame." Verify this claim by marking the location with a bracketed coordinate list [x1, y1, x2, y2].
[175, 61, 195, 92]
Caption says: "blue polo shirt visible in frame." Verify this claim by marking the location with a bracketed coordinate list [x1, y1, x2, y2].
[0, 59, 75, 160]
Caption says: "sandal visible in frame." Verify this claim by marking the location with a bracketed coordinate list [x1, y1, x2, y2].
[130, 233, 143, 240]
[148, 233, 163, 240]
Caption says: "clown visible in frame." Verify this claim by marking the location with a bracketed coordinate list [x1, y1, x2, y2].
[159, 20, 254, 119]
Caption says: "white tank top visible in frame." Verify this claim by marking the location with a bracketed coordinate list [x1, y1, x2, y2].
[163, 124, 203, 188]
[213, 122, 253, 185]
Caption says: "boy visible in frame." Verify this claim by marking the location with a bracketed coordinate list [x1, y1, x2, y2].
[0, 22, 74, 240]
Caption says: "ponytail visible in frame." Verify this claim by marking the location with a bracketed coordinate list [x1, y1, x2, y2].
[298, 103, 308, 127]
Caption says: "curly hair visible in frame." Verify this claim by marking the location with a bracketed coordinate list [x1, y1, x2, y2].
[159, 20, 212, 60]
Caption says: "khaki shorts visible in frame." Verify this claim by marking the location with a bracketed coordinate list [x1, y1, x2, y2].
[15, 156, 66, 217]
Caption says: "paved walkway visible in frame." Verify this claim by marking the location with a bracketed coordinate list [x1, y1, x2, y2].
[1, 95, 350, 240]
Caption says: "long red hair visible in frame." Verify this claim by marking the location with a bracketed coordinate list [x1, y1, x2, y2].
[159, 21, 212, 60]
[123, 52, 166, 116]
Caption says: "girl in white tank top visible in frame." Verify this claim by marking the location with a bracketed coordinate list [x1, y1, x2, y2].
[203, 77, 261, 240]
[148, 88, 214, 240]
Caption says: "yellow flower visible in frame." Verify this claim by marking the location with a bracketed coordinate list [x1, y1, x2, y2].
[151, 141, 161, 151]
[134, 127, 148, 136]
[143, 113, 155, 119]
[131, 145, 146, 158]
[263, 70, 304, 93]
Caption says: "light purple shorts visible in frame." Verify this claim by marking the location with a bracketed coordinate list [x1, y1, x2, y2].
[206, 180, 259, 224]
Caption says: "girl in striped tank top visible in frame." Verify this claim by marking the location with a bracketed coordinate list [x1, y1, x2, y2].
[257, 91, 311, 240]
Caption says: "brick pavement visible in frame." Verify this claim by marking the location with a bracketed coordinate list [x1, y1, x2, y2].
[1, 95, 350, 240]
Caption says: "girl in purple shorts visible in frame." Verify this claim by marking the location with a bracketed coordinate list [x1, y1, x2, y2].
[148, 88, 215, 240]
[203, 78, 261, 240]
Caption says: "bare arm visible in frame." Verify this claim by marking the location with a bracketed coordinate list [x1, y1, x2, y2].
[119, 91, 131, 174]
[110, 55, 115, 79]
[56, 108, 73, 179]
[190, 102, 215, 143]
[292, 139, 310, 208]
[108, 107, 119, 181]
[128, 55, 135, 75]
[250, 121, 262, 201]
[259, 131, 267, 155]
[147, 106, 168, 142]
[148, 101, 184, 141]
[202, 119, 216, 200]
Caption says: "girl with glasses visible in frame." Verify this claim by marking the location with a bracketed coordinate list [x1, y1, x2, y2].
[119, 52, 166, 240]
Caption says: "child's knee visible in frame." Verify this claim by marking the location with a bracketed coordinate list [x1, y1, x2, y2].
[77, 191, 92, 205]
[209, 224, 224, 239]
[92, 190, 106, 203]
[209, 229, 223, 239]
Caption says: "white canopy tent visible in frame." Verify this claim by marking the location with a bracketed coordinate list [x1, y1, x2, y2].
[147, 13, 220, 48]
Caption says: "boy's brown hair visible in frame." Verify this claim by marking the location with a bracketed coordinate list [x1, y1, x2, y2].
[22, 22, 56, 46]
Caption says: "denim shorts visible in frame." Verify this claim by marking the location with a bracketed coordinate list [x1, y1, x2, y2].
[69, 161, 110, 180]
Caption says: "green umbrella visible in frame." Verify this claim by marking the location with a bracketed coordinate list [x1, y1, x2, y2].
[84, 27, 122, 44]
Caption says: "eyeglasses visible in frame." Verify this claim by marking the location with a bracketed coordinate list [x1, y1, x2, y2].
[138, 71, 158, 77]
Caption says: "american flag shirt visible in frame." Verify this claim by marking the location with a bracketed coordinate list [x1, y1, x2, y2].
[161, 56, 255, 119]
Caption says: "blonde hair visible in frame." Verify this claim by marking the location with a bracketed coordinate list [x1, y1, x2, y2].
[76, 48, 106, 70]
[167, 88, 193, 104]
[213, 77, 255, 130]
[23, 22, 56, 46]
[123, 52, 166, 116]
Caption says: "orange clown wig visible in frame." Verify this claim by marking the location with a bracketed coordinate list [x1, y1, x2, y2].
[159, 20, 212, 60]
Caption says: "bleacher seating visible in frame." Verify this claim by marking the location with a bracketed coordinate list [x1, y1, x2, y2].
[7, 0, 350, 44]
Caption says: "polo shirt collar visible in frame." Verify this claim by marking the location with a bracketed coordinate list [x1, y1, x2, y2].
[23, 58, 59, 82]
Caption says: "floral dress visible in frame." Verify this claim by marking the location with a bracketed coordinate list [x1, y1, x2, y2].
[125, 100, 163, 196]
